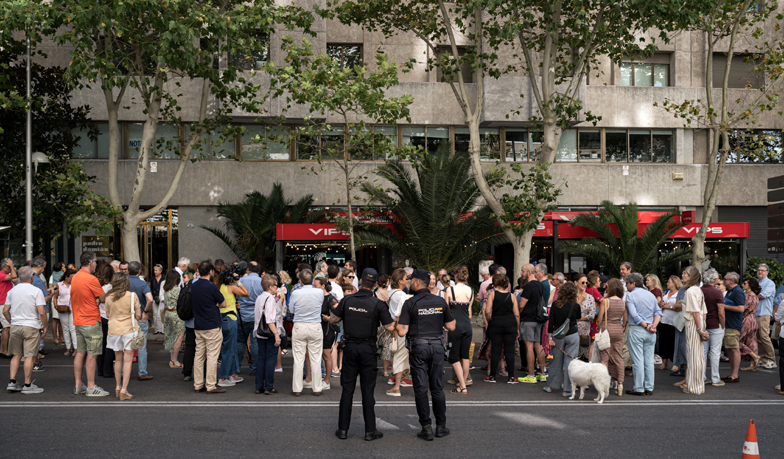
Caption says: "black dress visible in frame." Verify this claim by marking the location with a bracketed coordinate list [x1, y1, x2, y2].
[447, 287, 473, 364]
[321, 294, 338, 349]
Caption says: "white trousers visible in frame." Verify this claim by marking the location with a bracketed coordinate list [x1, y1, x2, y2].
[59, 311, 78, 351]
[291, 322, 323, 393]
[153, 300, 165, 334]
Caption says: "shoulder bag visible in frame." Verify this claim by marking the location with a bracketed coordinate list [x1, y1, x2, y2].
[535, 282, 549, 324]
[130, 294, 146, 351]
[551, 303, 572, 340]
[256, 295, 275, 339]
[594, 299, 611, 351]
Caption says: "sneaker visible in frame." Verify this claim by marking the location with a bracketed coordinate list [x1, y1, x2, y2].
[763, 360, 777, 369]
[218, 378, 236, 387]
[518, 375, 538, 384]
[6, 381, 22, 392]
[230, 375, 244, 384]
[653, 355, 663, 365]
[274, 368, 283, 373]
[33, 362, 45, 372]
[483, 376, 496, 383]
[536, 374, 548, 382]
[74, 385, 87, 395]
[303, 381, 313, 388]
[85, 386, 110, 397]
[331, 371, 341, 377]
[507, 377, 519, 384]
[400, 378, 413, 387]
[712, 380, 726, 387]
[386, 388, 401, 396]
[469, 364, 476, 370]
[322, 383, 331, 390]
[21, 383, 44, 394]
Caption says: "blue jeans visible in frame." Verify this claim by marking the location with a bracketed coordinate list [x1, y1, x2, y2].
[219, 318, 238, 380]
[138, 321, 150, 376]
[628, 325, 656, 392]
[236, 319, 258, 374]
[255, 336, 279, 391]
[673, 326, 688, 368]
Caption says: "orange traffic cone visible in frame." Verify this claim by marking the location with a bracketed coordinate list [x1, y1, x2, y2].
[741, 419, 759, 459]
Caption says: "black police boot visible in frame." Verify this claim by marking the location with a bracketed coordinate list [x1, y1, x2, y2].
[435, 425, 450, 437]
[364, 431, 384, 441]
[417, 425, 434, 441]
[335, 430, 348, 440]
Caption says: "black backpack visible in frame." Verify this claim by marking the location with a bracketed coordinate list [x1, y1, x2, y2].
[535, 282, 549, 324]
[176, 280, 194, 321]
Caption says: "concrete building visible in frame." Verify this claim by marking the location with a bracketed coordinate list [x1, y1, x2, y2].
[51, 7, 783, 275]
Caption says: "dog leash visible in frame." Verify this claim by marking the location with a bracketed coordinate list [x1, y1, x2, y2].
[551, 340, 578, 361]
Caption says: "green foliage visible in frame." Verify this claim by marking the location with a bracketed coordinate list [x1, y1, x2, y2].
[745, 257, 784, 287]
[557, 201, 690, 277]
[357, 142, 507, 272]
[200, 183, 326, 270]
[491, 162, 563, 237]
[0, 47, 119, 248]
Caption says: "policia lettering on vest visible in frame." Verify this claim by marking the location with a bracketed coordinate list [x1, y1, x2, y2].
[397, 269, 456, 441]
[330, 268, 395, 442]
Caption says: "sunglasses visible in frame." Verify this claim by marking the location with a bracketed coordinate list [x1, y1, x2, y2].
[579, 281, 587, 285]
[346, 275, 355, 279]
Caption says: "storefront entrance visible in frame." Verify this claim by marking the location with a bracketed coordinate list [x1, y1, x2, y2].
[124, 209, 178, 271]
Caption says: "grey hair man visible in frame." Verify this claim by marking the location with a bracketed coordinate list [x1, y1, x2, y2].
[755, 263, 777, 368]
[699, 268, 725, 386]
[4, 266, 48, 394]
[315, 260, 328, 277]
[110, 260, 120, 273]
[722, 272, 744, 382]
[623, 272, 661, 395]
[176, 257, 191, 287]
[288, 269, 324, 396]
[436, 268, 454, 290]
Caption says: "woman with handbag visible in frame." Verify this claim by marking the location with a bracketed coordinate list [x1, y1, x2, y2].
[105, 273, 142, 401]
[316, 277, 339, 390]
[255, 275, 282, 395]
[599, 279, 627, 395]
[483, 274, 520, 384]
[545, 281, 581, 396]
[52, 268, 78, 356]
[574, 273, 597, 360]
[162, 269, 185, 368]
[679, 266, 708, 395]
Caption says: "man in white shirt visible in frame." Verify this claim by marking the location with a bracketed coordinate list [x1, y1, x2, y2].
[175, 257, 191, 287]
[4, 267, 48, 394]
[435, 268, 455, 290]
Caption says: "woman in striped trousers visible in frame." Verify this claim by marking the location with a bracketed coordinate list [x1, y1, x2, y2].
[679, 266, 707, 395]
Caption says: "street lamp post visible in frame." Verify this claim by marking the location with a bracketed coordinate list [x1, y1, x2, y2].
[25, 33, 33, 261]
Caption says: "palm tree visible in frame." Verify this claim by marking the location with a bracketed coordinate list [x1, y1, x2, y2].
[557, 201, 690, 277]
[357, 142, 507, 273]
[201, 183, 325, 269]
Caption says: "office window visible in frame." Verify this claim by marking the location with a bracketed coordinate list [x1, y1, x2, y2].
[210, 129, 236, 159]
[725, 129, 783, 163]
[454, 128, 499, 160]
[426, 127, 449, 155]
[185, 124, 211, 159]
[620, 54, 670, 87]
[296, 127, 319, 160]
[436, 46, 473, 84]
[128, 123, 181, 159]
[712, 53, 763, 88]
[198, 38, 220, 70]
[401, 126, 427, 151]
[652, 131, 674, 162]
[373, 126, 397, 159]
[240, 125, 265, 160]
[322, 126, 345, 160]
[71, 127, 97, 159]
[605, 130, 628, 162]
[505, 129, 528, 162]
[578, 130, 601, 162]
[267, 126, 290, 160]
[327, 45, 362, 75]
[629, 130, 652, 162]
[127, 123, 145, 158]
[95, 123, 118, 159]
[228, 32, 270, 70]
[556, 130, 577, 162]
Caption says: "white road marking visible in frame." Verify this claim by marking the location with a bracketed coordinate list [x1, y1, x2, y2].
[497, 412, 566, 429]
[0, 399, 783, 408]
[375, 417, 400, 430]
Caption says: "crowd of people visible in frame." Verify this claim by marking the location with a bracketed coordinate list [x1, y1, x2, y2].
[2, 253, 782, 403]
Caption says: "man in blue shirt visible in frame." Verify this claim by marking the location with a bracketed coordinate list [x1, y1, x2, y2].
[237, 262, 263, 375]
[128, 261, 154, 381]
[191, 260, 226, 393]
[30, 257, 53, 371]
[755, 264, 777, 369]
[624, 272, 662, 396]
[288, 269, 324, 396]
[722, 272, 745, 382]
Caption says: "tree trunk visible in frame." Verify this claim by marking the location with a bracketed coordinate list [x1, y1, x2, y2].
[345, 158, 356, 261]
[121, 214, 141, 263]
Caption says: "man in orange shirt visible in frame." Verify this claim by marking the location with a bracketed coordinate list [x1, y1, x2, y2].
[70, 251, 109, 396]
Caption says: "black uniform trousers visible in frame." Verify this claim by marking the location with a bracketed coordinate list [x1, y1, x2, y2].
[409, 342, 446, 427]
[339, 341, 378, 433]
[182, 327, 197, 377]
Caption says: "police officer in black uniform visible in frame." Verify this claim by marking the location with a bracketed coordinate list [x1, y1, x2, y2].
[330, 268, 395, 441]
[397, 269, 456, 441]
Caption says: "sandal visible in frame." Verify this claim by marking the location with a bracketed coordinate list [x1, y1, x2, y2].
[499, 369, 508, 377]
[450, 387, 467, 395]
[281, 349, 289, 355]
[169, 360, 183, 368]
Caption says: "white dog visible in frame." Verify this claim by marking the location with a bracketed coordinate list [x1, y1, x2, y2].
[567, 360, 611, 404]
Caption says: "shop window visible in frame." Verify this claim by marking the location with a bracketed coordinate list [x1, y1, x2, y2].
[436, 46, 473, 84]
[712, 53, 763, 88]
[228, 32, 270, 70]
[725, 129, 783, 163]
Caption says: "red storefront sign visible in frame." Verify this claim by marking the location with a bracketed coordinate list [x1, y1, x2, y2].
[277, 222, 749, 241]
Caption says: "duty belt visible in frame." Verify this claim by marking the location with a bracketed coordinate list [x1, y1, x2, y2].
[412, 338, 443, 345]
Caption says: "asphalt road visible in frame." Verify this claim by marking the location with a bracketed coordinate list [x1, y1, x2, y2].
[1, 338, 781, 458]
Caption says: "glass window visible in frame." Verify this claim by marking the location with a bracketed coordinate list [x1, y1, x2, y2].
[426, 126, 449, 155]
[322, 126, 345, 160]
[402, 126, 426, 150]
[652, 131, 674, 162]
[505, 129, 528, 162]
[240, 125, 265, 160]
[726, 129, 783, 163]
[605, 130, 627, 162]
[229, 32, 270, 70]
[211, 129, 236, 159]
[373, 126, 396, 159]
[327, 45, 362, 76]
[634, 63, 653, 87]
[267, 126, 290, 160]
[154, 124, 181, 159]
[578, 130, 601, 162]
[185, 124, 211, 159]
[480, 129, 500, 160]
[629, 130, 651, 162]
[71, 127, 96, 159]
[620, 63, 633, 86]
[529, 131, 543, 162]
[556, 129, 577, 162]
[127, 123, 145, 159]
[654, 64, 668, 87]
[96, 123, 116, 159]
[454, 127, 470, 156]
[296, 127, 318, 160]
